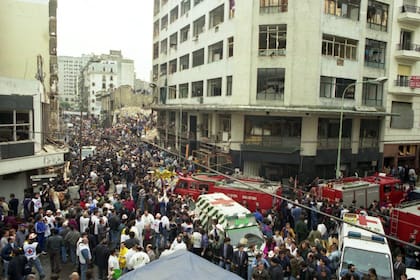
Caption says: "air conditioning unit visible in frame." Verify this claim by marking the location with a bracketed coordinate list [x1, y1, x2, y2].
[192, 35, 199, 41]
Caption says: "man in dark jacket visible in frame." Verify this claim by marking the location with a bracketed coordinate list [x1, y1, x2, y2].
[8, 248, 28, 280]
[269, 257, 284, 280]
[232, 244, 248, 279]
[93, 239, 111, 280]
[219, 237, 234, 271]
[46, 228, 64, 273]
[1, 236, 15, 278]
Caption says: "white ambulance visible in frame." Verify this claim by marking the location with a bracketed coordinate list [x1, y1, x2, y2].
[195, 192, 264, 248]
[339, 213, 393, 280]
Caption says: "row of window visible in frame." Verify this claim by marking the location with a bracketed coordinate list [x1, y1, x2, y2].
[325, 0, 389, 32]
[166, 76, 232, 99]
[154, 23, 287, 60]
[154, 0, 204, 16]
[320, 76, 383, 106]
[322, 34, 388, 69]
[153, 38, 233, 78]
[154, 3, 225, 39]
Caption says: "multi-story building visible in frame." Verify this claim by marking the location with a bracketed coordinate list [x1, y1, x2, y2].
[151, 0, 407, 181]
[80, 50, 135, 117]
[58, 55, 90, 110]
[384, 0, 420, 171]
[0, 0, 67, 200]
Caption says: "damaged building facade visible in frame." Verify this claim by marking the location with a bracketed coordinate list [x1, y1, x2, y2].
[152, 0, 420, 181]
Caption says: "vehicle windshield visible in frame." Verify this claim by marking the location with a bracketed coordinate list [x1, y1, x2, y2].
[341, 247, 392, 280]
[227, 226, 264, 248]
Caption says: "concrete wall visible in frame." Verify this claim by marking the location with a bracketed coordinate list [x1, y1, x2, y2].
[0, 0, 50, 88]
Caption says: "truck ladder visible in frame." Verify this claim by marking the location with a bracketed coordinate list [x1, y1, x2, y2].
[389, 209, 399, 237]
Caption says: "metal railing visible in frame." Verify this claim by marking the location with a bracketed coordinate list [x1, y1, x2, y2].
[396, 43, 420, 52]
[401, 5, 420, 14]
[260, 4, 288, 14]
[395, 79, 410, 87]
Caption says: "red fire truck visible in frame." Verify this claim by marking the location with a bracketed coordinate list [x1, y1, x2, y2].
[389, 201, 420, 243]
[320, 174, 406, 208]
[173, 173, 282, 212]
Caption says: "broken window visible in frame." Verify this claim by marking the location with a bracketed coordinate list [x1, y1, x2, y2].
[181, 0, 191, 16]
[179, 83, 189, 98]
[152, 65, 158, 80]
[168, 85, 177, 99]
[0, 110, 32, 142]
[366, 0, 388, 31]
[161, 14, 168, 30]
[192, 48, 204, 67]
[170, 32, 178, 50]
[179, 54, 189, 71]
[153, 42, 159, 59]
[260, 0, 288, 13]
[322, 34, 358, 60]
[318, 118, 352, 138]
[153, 20, 160, 38]
[160, 38, 168, 55]
[320, 76, 356, 99]
[180, 25, 190, 42]
[259, 25, 287, 56]
[256, 68, 285, 100]
[365, 39, 386, 69]
[160, 63, 167, 76]
[208, 41, 223, 63]
[192, 81, 203, 97]
[228, 37, 234, 57]
[170, 6, 179, 23]
[324, 0, 360, 21]
[169, 59, 177, 74]
[207, 78, 222, 97]
[226, 76, 232, 96]
[154, 0, 160, 15]
[193, 15, 205, 37]
[209, 4, 224, 28]
[362, 77, 383, 106]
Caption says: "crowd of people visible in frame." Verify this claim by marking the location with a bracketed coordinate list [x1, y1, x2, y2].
[0, 111, 419, 280]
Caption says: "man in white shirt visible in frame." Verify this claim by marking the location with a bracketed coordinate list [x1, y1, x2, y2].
[128, 245, 150, 270]
[170, 234, 187, 251]
[108, 248, 120, 278]
[191, 229, 202, 256]
[141, 210, 155, 226]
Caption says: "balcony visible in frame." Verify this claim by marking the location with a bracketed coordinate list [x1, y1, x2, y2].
[317, 138, 350, 150]
[388, 77, 420, 96]
[395, 43, 420, 61]
[259, 2, 288, 14]
[398, 5, 420, 25]
[241, 136, 300, 153]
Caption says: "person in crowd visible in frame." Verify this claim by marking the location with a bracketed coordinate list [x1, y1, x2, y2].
[7, 248, 28, 280]
[93, 239, 111, 280]
[232, 243, 248, 278]
[23, 233, 46, 279]
[1, 236, 15, 279]
[77, 237, 92, 280]
[394, 254, 406, 280]
[252, 260, 270, 280]
[219, 237, 234, 271]
[46, 228, 64, 274]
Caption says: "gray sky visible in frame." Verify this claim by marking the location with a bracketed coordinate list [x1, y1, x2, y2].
[57, 0, 153, 81]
